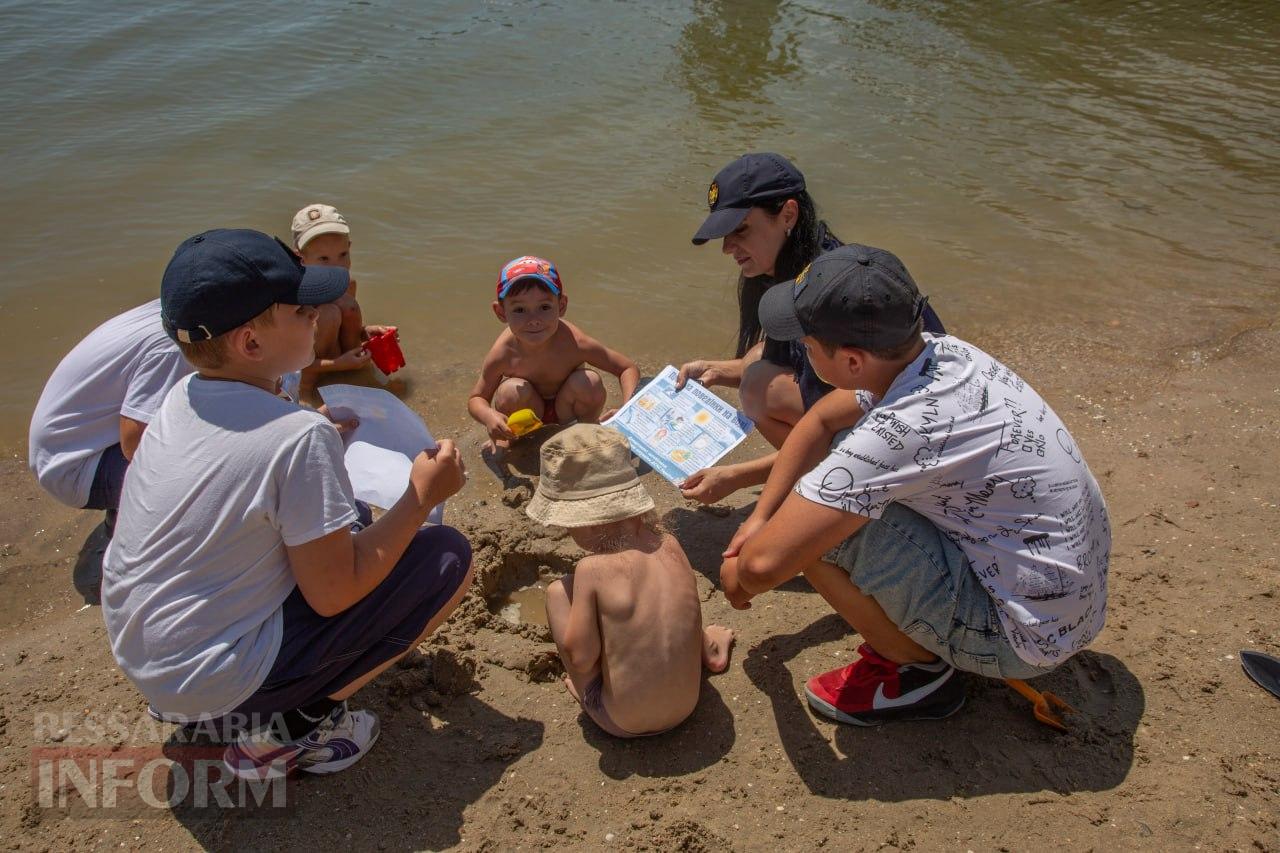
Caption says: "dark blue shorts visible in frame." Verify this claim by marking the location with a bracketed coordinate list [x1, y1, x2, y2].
[229, 516, 472, 716]
[85, 444, 129, 511]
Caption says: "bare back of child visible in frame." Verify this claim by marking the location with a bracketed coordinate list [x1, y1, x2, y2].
[547, 527, 734, 737]
[528, 425, 732, 739]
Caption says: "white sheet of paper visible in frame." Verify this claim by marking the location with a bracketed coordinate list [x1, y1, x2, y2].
[318, 384, 444, 524]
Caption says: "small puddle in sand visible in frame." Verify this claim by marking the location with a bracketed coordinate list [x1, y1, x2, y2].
[494, 577, 556, 628]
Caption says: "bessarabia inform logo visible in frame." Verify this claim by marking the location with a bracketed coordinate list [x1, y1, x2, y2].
[30, 711, 292, 816]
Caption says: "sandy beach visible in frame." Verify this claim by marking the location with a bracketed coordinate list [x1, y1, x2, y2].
[1, 310, 1276, 851]
[3, 0, 1278, 848]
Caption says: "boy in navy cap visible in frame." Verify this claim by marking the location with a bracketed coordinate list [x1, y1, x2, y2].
[719, 244, 1110, 725]
[102, 229, 473, 780]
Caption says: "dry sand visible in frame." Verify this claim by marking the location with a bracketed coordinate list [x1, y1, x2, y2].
[0, 317, 1277, 851]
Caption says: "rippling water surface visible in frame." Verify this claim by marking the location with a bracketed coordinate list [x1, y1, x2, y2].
[1, 0, 1277, 441]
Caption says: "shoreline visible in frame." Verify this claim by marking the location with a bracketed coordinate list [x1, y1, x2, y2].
[1, 311, 1277, 849]
[4, 261, 1278, 456]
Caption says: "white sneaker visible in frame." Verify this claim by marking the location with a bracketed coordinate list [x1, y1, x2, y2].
[222, 703, 380, 781]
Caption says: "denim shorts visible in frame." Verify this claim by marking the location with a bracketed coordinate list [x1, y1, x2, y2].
[831, 503, 1054, 680]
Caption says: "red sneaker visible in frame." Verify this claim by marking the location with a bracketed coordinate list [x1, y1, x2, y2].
[805, 644, 965, 726]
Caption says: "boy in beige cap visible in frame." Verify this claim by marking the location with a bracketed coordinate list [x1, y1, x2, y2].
[528, 424, 734, 737]
[290, 203, 396, 386]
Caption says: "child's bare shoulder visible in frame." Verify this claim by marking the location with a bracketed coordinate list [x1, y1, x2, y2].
[559, 320, 600, 350]
[548, 320, 591, 354]
[658, 532, 693, 563]
[575, 551, 628, 576]
[560, 321, 632, 370]
[482, 329, 519, 366]
[658, 532, 683, 549]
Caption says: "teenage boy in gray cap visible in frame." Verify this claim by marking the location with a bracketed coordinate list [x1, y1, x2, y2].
[102, 230, 473, 779]
[719, 244, 1110, 725]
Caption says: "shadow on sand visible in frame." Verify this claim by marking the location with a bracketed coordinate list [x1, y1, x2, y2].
[578, 678, 736, 780]
[662, 505, 813, 595]
[743, 614, 1144, 801]
[166, 692, 544, 850]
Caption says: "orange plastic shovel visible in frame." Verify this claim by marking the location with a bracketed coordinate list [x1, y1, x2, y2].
[1005, 678, 1075, 732]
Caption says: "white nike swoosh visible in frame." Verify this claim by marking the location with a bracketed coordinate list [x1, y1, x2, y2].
[872, 667, 954, 710]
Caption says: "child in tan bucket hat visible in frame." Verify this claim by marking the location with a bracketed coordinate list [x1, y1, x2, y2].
[528, 425, 734, 738]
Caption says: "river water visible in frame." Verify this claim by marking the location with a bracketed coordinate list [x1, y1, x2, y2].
[2, 0, 1277, 447]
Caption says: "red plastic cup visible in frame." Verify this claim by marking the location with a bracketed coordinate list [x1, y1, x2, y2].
[364, 329, 405, 375]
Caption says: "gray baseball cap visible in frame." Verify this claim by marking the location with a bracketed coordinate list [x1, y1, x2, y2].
[758, 244, 929, 348]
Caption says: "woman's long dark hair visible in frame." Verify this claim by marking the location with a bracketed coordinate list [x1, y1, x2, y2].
[734, 191, 837, 358]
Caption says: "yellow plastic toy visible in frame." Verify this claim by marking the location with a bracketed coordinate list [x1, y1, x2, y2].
[507, 408, 544, 438]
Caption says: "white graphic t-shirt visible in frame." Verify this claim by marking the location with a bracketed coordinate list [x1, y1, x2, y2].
[797, 334, 1110, 666]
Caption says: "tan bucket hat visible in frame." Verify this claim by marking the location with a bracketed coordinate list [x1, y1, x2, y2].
[525, 425, 654, 528]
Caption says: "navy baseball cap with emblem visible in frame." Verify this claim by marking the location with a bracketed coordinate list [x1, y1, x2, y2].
[160, 229, 350, 343]
[758, 244, 930, 349]
[691, 152, 807, 245]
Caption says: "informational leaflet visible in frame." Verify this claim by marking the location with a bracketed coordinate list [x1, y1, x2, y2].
[603, 365, 754, 485]
[318, 384, 444, 524]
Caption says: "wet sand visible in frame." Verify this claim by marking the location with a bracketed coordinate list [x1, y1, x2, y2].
[1, 310, 1277, 850]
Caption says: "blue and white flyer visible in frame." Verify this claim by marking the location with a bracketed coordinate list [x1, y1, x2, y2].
[603, 365, 755, 485]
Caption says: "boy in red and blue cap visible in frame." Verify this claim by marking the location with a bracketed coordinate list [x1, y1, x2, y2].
[468, 255, 640, 450]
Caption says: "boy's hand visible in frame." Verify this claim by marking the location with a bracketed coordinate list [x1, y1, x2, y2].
[409, 440, 467, 509]
[317, 405, 360, 436]
[332, 345, 373, 372]
[723, 511, 768, 558]
[719, 557, 754, 610]
[364, 325, 398, 341]
[484, 410, 517, 443]
[676, 360, 726, 390]
[680, 467, 737, 505]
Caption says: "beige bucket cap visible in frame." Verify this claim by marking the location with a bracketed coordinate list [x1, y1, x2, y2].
[525, 424, 654, 528]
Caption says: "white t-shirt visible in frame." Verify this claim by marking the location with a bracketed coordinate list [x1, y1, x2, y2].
[102, 375, 358, 718]
[797, 334, 1110, 666]
[28, 300, 193, 508]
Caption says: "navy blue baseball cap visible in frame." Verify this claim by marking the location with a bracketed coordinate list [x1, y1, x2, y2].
[160, 229, 350, 343]
[758, 244, 929, 349]
[691, 152, 807, 245]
